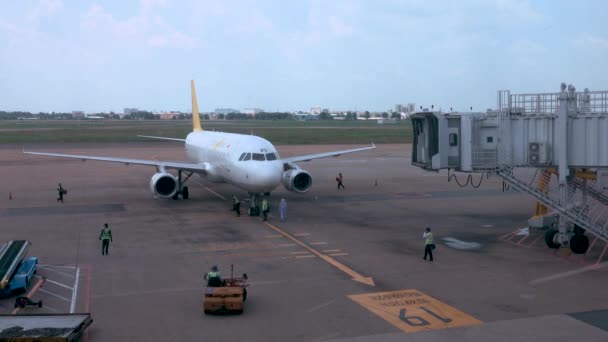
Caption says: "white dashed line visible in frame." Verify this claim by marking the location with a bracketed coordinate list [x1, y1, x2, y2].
[38, 288, 71, 302]
[70, 267, 80, 313]
[33, 276, 74, 291]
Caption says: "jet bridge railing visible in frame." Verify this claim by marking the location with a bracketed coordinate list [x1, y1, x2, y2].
[507, 90, 608, 115]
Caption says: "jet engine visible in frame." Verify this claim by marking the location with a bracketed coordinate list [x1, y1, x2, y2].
[150, 172, 178, 198]
[282, 169, 312, 193]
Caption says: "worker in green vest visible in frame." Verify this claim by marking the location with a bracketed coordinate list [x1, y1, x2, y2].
[204, 265, 222, 287]
[99, 223, 113, 256]
[423, 227, 434, 262]
[261, 198, 269, 221]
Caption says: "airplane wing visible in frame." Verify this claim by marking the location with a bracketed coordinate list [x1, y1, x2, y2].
[23, 151, 207, 173]
[281, 143, 375, 163]
[137, 135, 186, 142]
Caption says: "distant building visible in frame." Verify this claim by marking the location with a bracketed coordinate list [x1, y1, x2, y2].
[242, 108, 264, 115]
[310, 106, 322, 115]
[215, 108, 240, 115]
[295, 113, 320, 121]
[394, 104, 404, 113]
[72, 111, 85, 118]
[160, 112, 181, 120]
[407, 103, 416, 113]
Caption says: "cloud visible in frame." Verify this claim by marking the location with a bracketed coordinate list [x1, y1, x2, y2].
[80, 3, 197, 49]
[148, 31, 197, 48]
[574, 34, 608, 49]
[328, 16, 354, 37]
[494, 0, 541, 21]
[508, 39, 547, 65]
[26, 0, 63, 22]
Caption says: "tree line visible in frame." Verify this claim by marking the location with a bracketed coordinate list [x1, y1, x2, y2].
[0, 110, 402, 121]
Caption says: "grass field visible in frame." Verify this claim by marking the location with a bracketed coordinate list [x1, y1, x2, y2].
[0, 120, 412, 144]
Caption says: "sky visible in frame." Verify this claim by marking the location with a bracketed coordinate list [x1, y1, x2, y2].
[0, 0, 607, 113]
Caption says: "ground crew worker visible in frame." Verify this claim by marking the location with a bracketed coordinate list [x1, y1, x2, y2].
[99, 223, 112, 256]
[232, 195, 240, 217]
[204, 265, 222, 287]
[423, 227, 434, 262]
[279, 198, 288, 222]
[261, 198, 269, 221]
[57, 183, 66, 203]
[336, 173, 345, 189]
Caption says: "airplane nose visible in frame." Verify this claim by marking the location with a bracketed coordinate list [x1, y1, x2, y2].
[261, 162, 282, 186]
[256, 165, 282, 188]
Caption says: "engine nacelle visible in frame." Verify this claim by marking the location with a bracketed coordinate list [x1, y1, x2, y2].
[150, 172, 178, 198]
[282, 169, 312, 193]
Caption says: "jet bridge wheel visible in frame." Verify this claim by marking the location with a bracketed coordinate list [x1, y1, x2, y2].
[569, 234, 589, 254]
[544, 229, 560, 249]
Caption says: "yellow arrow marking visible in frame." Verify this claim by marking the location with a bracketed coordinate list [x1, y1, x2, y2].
[263, 222, 374, 286]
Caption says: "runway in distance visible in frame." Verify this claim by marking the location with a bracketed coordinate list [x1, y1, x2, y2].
[25, 81, 375, 210]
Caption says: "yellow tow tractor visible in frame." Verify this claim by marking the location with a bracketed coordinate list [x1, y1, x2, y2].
[203, 265, 248, 315]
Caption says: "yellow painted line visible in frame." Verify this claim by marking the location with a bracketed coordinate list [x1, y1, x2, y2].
[310, 242, 328, 245]
[263, 222, 374, 286]
[295, 255, 316, 259]
[198, 183, 226, 200]
[349, 289, 482, 333]
[294, 233, 311, 236]
[204, 187, 226, 200]
[323, 249, 341, 253]
[329, 253, 349, 257]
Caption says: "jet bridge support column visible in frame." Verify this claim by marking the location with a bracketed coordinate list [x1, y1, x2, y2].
[556, 83, 573, 246]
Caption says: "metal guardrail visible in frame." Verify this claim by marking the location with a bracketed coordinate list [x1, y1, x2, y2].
[505, 90, 608, 115]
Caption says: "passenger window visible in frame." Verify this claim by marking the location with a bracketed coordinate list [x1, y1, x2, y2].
[266, 153, 277, 161]
[449, 133, 458, 146]
[238, 153, 246, 161]
[252, 153, 265, 161]
[244, 153, 251, 161]
[487, 136, 494, 143]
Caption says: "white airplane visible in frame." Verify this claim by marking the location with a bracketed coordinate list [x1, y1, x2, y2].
[24, 81, 375, 212]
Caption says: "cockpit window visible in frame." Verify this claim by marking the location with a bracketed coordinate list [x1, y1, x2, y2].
[238, 153, 246, 161]
[266, 153, 277, 161]
[243, 153, 251, 161]
[252, 153, 265, 161]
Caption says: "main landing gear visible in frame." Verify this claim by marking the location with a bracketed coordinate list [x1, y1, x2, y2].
[173, 170, 193, 200]
[544, 224, 589, 254]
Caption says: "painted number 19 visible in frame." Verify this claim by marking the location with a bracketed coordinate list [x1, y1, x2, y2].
[399, 307, 452, 326]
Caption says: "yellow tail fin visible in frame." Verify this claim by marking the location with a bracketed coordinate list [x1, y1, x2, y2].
[191, 80, 202, 132]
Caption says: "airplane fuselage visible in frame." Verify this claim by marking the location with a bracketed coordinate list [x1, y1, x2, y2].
[185, 131, 283, 193]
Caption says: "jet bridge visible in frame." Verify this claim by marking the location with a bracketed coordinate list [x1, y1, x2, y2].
[410, 83, 608, 254]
